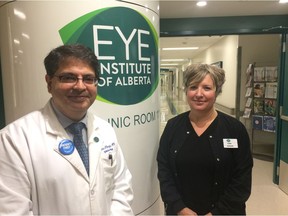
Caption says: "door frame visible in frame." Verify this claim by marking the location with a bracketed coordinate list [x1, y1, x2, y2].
[160, 15, 288, 184]
[277, 33, 288, 187]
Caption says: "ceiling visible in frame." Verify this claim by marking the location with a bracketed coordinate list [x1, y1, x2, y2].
[159, 0, 288, 67]
[1, 1, 287, 66]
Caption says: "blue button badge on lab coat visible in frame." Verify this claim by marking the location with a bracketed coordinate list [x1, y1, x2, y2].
[59, 139, 74, 155]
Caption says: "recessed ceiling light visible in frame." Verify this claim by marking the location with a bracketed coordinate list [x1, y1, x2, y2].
[162, 47, 199, 51]
[197, 1, 207, 7]
[279, 0, 288, 3]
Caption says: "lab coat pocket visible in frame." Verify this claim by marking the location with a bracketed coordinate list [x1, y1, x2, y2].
[102, 152, 116, 169]
[101, 146, 116, 192]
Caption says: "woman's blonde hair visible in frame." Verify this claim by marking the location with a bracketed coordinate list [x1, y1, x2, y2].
[183, 63, 226, 96]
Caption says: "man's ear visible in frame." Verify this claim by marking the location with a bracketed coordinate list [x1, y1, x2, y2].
[45, 74, 52, 93]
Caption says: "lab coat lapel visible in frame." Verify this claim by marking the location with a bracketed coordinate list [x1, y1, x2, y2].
[53, 137, 89, 180]
[88, 132, 102, 182]
[86, 113, 102, 182]
[43, 102, 89, 181]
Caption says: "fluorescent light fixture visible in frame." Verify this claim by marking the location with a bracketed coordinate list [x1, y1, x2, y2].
[14, 9, 26, 19]
[279, 0, 288, 3]
[22, 33, 30, 39]
[197, 1, 207, 7]
[162, 47, 199, 51]
[161, 63, 179, 66]
[13, 39, 20, 44]
[161, 59, 187, 62]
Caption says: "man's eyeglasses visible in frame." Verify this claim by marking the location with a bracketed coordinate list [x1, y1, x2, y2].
[54, 74, 98, 85]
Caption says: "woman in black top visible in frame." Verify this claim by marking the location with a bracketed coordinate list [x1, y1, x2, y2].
[157, 64, 253, 215]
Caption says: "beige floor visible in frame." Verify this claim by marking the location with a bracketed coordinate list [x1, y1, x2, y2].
[160, 89, 288, 215]
[247, 158, 288, 215]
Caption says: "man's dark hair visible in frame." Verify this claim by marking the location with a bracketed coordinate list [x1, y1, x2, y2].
[44, 44, 99, 79]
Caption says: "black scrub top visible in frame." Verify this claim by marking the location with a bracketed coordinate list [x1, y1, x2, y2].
[175, 116, 218, 215]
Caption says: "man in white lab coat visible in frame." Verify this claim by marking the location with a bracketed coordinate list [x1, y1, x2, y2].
[0, 44, 134, 215]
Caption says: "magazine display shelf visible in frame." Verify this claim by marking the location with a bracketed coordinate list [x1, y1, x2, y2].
[243, 64, 277, 159]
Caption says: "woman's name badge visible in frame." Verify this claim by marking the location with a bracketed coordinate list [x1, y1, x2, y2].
[59, 139, 74, 155]
[223, 138, 238, 148]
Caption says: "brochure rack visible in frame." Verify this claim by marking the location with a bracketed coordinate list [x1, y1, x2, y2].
[243, 64, 277, 159]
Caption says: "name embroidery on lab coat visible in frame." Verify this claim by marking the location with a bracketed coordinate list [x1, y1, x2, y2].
[59, 139, 75, 155]
[101, 143, 115, 153]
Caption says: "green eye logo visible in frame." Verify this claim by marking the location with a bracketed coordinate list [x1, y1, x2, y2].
[59, 7, 159, 105]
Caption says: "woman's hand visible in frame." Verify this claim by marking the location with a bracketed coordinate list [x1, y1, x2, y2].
[177, 207, 197, 215]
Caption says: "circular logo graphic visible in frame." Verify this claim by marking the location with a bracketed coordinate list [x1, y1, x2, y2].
[59, 7, 159, 105]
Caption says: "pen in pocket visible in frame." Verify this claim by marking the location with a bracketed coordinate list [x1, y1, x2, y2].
[108, 153, 113, 166]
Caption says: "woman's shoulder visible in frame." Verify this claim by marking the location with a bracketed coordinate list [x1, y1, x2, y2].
[167, 111, 189, 124]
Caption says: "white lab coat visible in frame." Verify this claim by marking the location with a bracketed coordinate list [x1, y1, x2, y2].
[0, 102, 134, 215]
